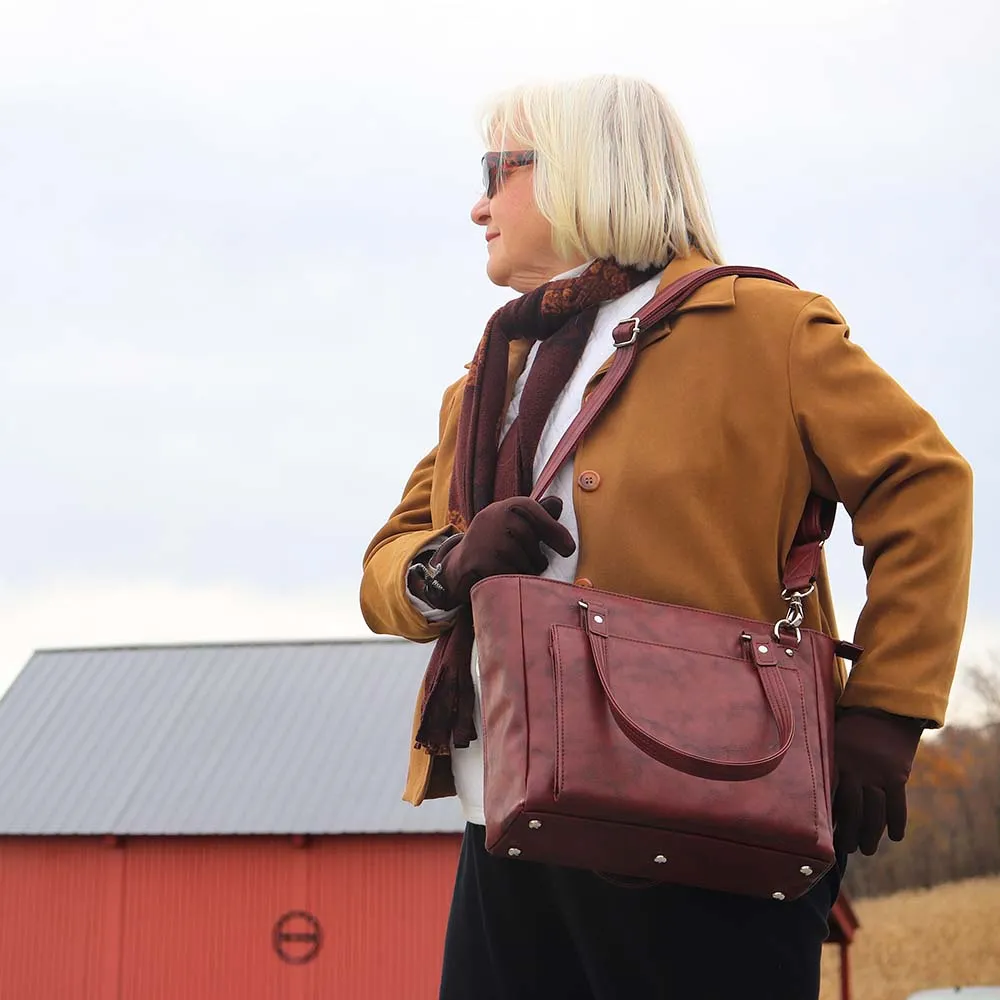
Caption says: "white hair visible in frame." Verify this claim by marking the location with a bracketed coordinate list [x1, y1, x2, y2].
[484, 75, 723, 268]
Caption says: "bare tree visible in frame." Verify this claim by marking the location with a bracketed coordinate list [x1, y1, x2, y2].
[843, 652, 1000, 898]
[966, 652, 1000, 723]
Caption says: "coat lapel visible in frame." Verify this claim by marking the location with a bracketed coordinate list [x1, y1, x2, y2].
[585, 250, 736, 391]
[488, 252, 735, 407]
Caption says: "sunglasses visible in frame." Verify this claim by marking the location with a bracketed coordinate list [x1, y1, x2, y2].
[481, 150, 536, 198]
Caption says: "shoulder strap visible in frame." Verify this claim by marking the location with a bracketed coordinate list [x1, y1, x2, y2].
[529, 265, 835, 593]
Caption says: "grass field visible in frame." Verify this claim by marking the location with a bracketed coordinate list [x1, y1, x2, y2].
[820, 876, 1000, 1000]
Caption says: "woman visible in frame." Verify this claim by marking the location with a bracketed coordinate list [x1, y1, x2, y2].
[360, 76, 973, 999]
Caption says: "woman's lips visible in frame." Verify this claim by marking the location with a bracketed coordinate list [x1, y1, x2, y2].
[485, 232, 499, 243]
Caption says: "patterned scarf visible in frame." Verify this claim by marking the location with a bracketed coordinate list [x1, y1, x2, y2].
[415, 259, 652, 756]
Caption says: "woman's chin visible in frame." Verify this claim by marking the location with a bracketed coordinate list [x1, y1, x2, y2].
[485, 254, 512, 289]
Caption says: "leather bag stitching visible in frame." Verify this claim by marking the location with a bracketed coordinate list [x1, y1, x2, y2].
[794, 665, 820, 837]
[551, 624, 565, 801]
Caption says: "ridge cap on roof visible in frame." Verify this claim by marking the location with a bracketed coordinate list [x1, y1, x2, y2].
[31, 636, 406, 655]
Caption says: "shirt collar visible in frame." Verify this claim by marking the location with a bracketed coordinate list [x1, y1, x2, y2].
[551, 260, 595, 281]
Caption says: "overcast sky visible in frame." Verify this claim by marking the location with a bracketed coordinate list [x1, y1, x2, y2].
[1, 0, 997, 722]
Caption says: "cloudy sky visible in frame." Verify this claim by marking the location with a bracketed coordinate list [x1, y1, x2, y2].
[1, 0, 997, 721]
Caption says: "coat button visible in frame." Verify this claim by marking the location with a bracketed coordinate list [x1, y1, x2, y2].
[575, 577, 594, 588]
[577, 470, 601, 492]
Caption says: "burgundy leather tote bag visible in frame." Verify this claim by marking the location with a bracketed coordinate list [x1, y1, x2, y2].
[469, 266, 861, 902]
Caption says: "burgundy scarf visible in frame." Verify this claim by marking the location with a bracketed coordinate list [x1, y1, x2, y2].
[415, 259, 652, 756]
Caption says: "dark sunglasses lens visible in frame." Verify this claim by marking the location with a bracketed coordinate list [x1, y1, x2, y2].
[482, 152, 533, 197]
[483, 154, 497, 197]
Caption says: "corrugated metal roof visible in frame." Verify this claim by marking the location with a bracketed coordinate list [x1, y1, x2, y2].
[0, 640, 466, 836]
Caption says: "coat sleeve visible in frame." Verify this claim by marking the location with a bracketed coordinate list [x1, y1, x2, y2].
[359, 377, 465, 642]
[788, 295, 973, 727]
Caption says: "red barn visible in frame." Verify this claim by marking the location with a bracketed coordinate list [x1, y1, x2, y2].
[0, 639, 858, 999]
[0, 640, 465, 1000]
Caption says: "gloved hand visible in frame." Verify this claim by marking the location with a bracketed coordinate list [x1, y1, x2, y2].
[833, 707, 925, 856]
[427, 496, 576, 610]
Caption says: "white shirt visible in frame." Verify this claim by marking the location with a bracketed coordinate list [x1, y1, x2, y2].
[412, 267, 665, 824]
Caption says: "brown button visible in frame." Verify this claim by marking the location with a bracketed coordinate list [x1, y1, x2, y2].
[577, 470, 601, 492]
[575, 577, 594, 588]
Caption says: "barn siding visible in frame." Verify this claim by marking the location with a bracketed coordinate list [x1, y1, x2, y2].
[0, 838, 113, 999]
[120, 837, 305, 1000]
[310, 835, 461, 1000]
[0, 833, 461, 1000]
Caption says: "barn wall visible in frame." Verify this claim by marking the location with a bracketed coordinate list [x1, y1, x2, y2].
[0, 837, 122, 1000]
[310, 835, 462, 1000]
[120, 837, 306, 1000]
[0, 833, 462, 1000]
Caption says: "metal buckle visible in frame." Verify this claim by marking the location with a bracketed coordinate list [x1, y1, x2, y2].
[614, 318, 641, 348]
[411, 559, 448, 606]
[422, 559, 444, 582]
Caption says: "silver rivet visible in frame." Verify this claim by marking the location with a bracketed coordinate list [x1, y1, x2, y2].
[653, 854, 667, 864]
[508, 847, 521, 857]
[772, 891, 786, 901]
[528, 820, 542, 830]
[800, 865, 813, 876]
[785, 649, 795, 657]
[758, 645, 769, 654]
[594, 615, 604, 624]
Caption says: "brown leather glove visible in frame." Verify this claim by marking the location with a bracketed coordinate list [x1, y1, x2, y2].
[418, 496, 576, 610]
[833, 707, 925, 856]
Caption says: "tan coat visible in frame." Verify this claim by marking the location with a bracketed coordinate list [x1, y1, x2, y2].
[360, 251, 974, 806]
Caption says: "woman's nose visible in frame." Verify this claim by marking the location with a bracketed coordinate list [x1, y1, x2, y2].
[470, 194, 490, 226]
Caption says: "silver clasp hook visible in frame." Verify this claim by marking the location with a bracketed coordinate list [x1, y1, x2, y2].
[772, 584, 815, 645]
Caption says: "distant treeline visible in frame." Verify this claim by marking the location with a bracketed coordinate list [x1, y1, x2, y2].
[844, 660, 1000, 899]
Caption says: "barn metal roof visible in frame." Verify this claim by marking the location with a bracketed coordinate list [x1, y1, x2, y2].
[0, 640, 466, 836]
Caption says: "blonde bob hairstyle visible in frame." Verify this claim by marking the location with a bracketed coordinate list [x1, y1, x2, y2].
[484, 76, 722, 269]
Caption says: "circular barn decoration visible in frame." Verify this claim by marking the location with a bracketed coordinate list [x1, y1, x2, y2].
[273, 910, 323, 965]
